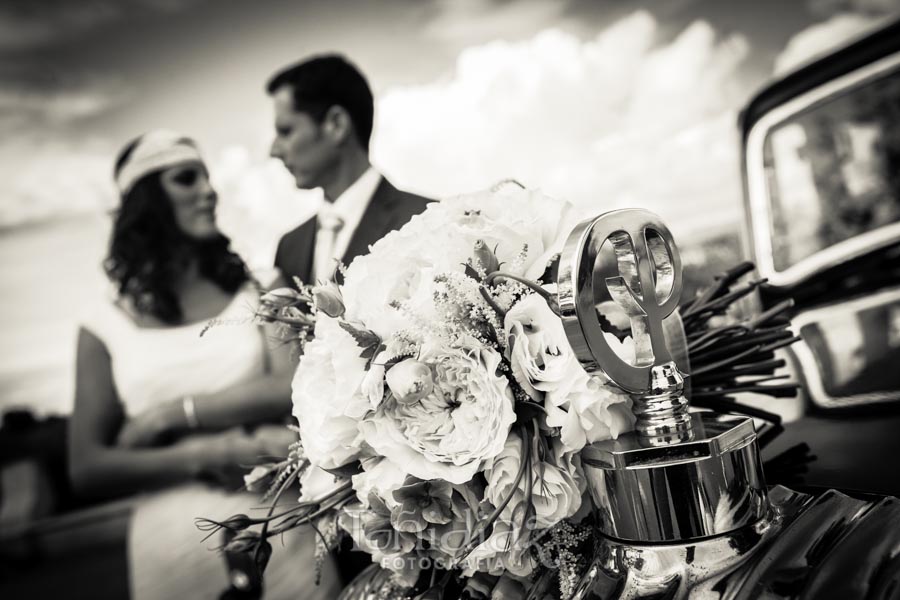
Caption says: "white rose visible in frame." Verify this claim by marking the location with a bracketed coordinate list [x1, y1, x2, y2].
[291, 316, 370, 470]
[361, 352, 387, 410]
[359, 342, 516, 484]
[484, 432, 585, 530]
[504, 293, 580, 400]
[341, 187, 577, 338]
[351, 457, 408, 508]
[298, 466, 343, 503]
[546, 371, 634, 452]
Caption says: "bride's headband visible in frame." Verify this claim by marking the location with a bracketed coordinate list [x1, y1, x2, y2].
[115, 130, 204, 194]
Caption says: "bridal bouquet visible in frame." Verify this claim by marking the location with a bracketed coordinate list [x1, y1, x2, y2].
[206, 183, 800, 599]
[206, 184, 638, 594]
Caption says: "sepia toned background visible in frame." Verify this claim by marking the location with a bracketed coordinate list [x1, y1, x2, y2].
[2, 0, 899, 416]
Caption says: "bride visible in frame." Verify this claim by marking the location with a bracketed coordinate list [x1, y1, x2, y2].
[68, 130, 340, 599]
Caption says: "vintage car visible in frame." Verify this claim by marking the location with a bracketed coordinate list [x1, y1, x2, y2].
[739, 17, 900, 494]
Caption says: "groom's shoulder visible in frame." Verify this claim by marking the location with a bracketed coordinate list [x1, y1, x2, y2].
[378, 179, 434, 216]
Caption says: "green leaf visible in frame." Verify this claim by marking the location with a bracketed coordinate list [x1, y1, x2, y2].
[339, 321, 381, 351]
[321, 461, 363, 479]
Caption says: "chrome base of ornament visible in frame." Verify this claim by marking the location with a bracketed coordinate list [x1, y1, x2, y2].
[571, 485, 900, 599]
[581, 411, 768, 542]
[631, 361, 692, 446]
[570, 485, 797, 600]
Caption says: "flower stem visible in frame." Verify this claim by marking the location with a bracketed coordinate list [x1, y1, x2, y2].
[485, 272, 559, 314]
[453, 422, 533, 567]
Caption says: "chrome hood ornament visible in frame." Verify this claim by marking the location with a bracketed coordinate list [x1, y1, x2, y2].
[558, 209, 768, 544]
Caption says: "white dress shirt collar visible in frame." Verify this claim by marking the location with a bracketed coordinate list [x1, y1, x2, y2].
[313, 167, 381, 281]
[320, 166, 381, 227]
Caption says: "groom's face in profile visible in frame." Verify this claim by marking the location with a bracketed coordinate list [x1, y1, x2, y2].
[269, 86, 339, 191]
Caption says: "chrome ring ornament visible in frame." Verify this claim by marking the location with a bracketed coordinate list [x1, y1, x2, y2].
[558, 209, 683, 393]
[558, 209, 692, 445]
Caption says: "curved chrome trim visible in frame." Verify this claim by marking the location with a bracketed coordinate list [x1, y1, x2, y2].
[791, 286, 900, 408]
[745, 50, 900, 288]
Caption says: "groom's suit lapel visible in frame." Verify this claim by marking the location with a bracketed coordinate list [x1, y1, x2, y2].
[276, 176, 427, 284]
[341, 177, 399, 266]
[292, 219, 317, 285]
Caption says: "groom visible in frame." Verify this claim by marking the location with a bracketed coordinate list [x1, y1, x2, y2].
[268, 54, 431, 284]
[266, 53, 430, 586]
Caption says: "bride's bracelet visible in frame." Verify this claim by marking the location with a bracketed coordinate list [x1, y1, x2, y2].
[182, 395, 201, 430]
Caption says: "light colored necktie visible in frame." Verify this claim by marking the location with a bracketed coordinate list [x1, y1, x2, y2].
[313, 210, 345, 282]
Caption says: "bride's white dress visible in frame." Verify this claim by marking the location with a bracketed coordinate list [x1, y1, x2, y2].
[84, 281, 340, 600]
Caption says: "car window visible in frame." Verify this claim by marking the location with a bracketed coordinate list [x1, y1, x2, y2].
[763, 68, 900, 271]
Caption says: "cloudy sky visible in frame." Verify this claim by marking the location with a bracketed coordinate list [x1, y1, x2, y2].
[1, 0, 898, 244]
[1, 0, 899, 416]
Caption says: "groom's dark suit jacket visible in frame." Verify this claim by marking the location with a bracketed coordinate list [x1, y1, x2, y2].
[274, 177, 432, 283]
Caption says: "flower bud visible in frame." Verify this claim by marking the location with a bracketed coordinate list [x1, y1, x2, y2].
[260, 287, 305, 310]
[224, 529, 262, 554]
[385, 359, 433, 405]
[223, 513, 254, 531]
[312, 284, 345, 318]
[472, 239, 499, 274]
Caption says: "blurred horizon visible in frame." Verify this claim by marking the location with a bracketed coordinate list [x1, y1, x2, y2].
[2, 0, 899, 416]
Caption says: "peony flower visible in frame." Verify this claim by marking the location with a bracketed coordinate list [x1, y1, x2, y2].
[484, 432, 585, 530]
[385, 359, 434, 405]
[291, 316, 370, 469]
[360, 341, 516, 484]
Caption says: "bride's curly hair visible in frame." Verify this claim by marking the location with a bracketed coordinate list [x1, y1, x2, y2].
[104, 138, 250, 324]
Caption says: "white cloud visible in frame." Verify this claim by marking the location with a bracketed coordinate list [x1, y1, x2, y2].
[0, 136, 313, 270]
[424, 0, 571, 43]
[0, 80, 130, 127]
[0, 138, 116, 227]
[374, 12, 750, 238]
[0, 74, 133, 227]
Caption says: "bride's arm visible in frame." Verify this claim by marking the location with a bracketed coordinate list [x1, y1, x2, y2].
[188, 320, 295, 430]
[68, 327, 269, 501]
[116, 322, 295, 448]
